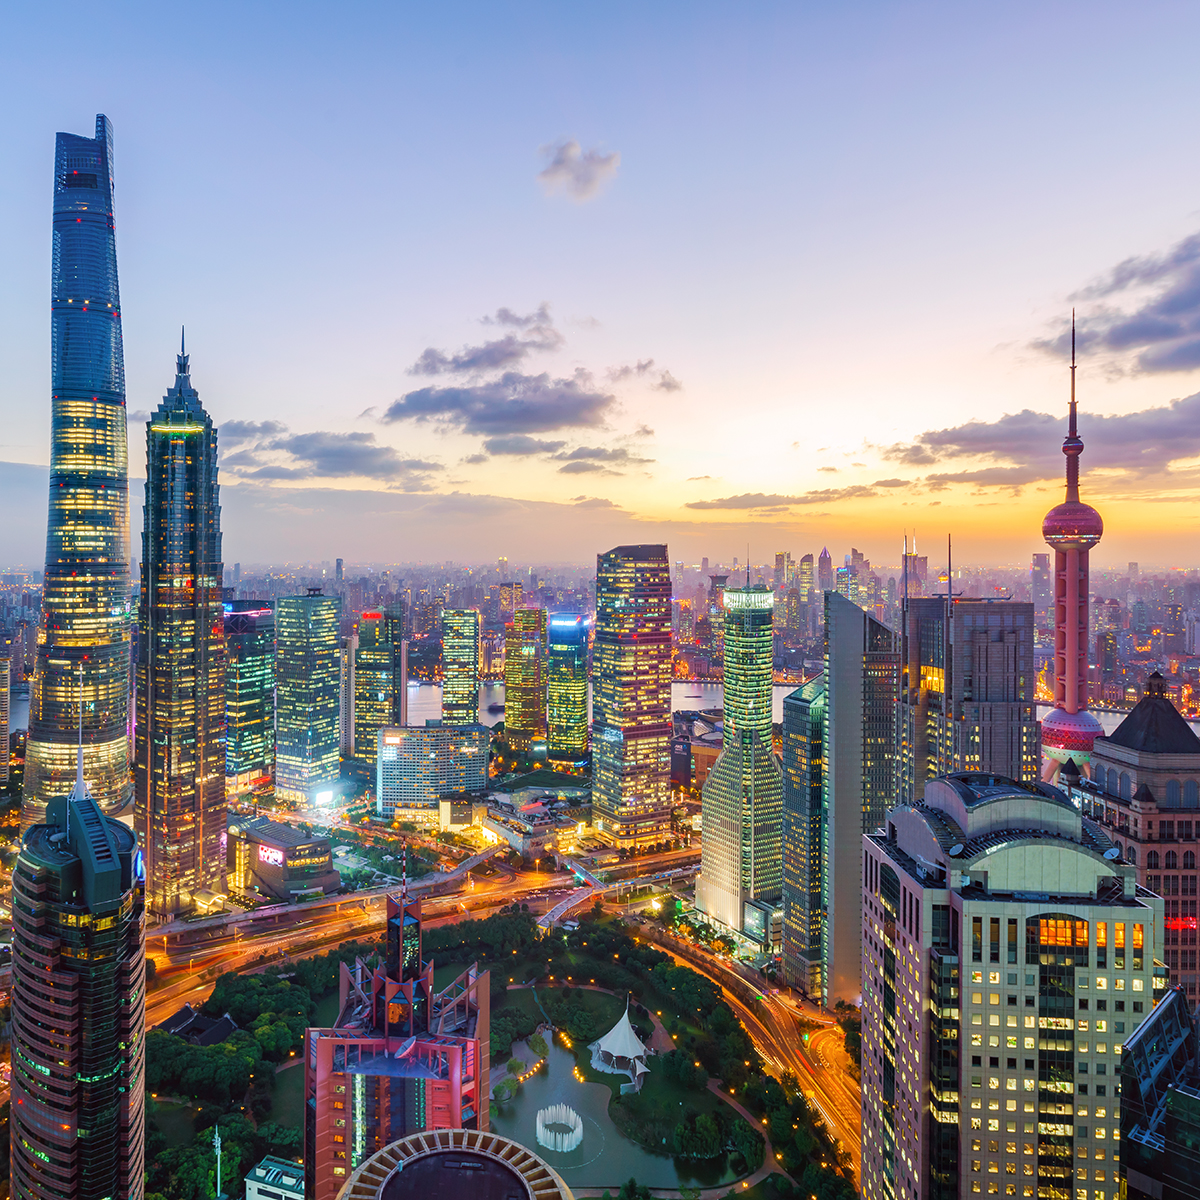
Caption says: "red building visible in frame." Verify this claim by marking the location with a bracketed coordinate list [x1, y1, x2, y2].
[303, 894, 490, 1200]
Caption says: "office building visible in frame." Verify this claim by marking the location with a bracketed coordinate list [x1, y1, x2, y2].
[861, 772, 1164, 1200]
[135, 343, 226, 918]
[441, 608, 480, 725]
[25, 115, 132, 827]
[1122, 983, 1200, 1200]
[339, 631, 357, 757]
[1041, 326, 1106, 780]
[1030, 553, 1051, 628]
[547, 612, 590, 764]
[705, 573, 729, 661]
[781, 676, 825, 996]
[0, 656, 9, 786]
[276, 590, 342, 805]
[798, 553, 815, 603]
[376, 723, 490, 821]
[246, 1156, 305, 1200]
[817, 547, 833, 594]
[11, 751, 145, 1200]
[592, 545, 673, 849]
[355, 610, 398, 758]
[227, 815, 339, 902]
[696, 587, 784, 939]
[226, 602, 275, 794]
[504, 607, 547, 751]
[1061, 672, 1200, 1004]
[895, 596, 1039, 807]
[823, 590, 898, 1004]
[303, 894, 490, 1200]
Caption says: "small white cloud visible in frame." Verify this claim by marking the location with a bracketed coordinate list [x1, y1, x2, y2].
[538, 140, 619, 201]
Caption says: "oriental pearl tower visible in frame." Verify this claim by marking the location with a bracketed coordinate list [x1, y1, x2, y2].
[1040, 317, 1105, 780]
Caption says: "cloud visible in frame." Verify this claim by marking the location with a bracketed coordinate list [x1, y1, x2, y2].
[684, 486, 877, 510]
[572, 496, 619, 508]
[655, 370, 682, 392]
[687, 475, 714, 481]
[558, 460, 616, 475]
[221, 419, 287, 443]
[538, 140, 619, 200]
[1034, 231, 1200, 373]
[481, 434, 567, 456]
[409, 304, 562, 376]
[462, 453, 489, 465]
[225, 430, 442, 490]
[128, 409, 151, 424]
[381, 371, 615, 435]
[873, 477, 911, 488]
[818, 466, 838, 473]
[886, 391, 1200, 485]
[607, 359, 682, 392]
[551, 446, 653, 465]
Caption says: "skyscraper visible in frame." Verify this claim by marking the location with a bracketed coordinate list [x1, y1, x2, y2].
[276, 590, 342, 805]
[817, 546, 833, 594]
[593, 545, 673, 849]
[0, 656, 9, 787]
[441, 608, 480, 725]
[781, 676, 825, 997]
[861, 773, 1163, 1200]
[696, 586, 784, 940]
[135, 343, 226, 917]
[25, 115, 132, 827]
[304, 894, 490, 1200]
[797, 553, 815, 603]
[339, 631, 357, 757]
[1041, 323, 1105, 780]
[895, 595, 1039, 806]
[823, 590, 898, 1004]
[226, 602, 275, 795]
[354, 610, 395, 756]
[504, 607, 547, 751]
[11, 743, 145, 1200]
[547, 612, 590, 764]
[1030, 552, 1051, 628]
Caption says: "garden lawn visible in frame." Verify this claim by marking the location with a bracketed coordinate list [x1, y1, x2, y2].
[148, 1098, 199, 1148]
[311, 990, 340, 1027]
[265, 1063, 306, 1128]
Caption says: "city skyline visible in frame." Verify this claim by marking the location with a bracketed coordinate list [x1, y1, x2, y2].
[3, 6, 1200, 565]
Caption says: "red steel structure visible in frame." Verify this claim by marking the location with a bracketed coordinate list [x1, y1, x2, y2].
[303, 894, 489, 1200]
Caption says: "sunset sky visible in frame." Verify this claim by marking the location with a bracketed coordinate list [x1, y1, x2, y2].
[2, 2, 1200, 568]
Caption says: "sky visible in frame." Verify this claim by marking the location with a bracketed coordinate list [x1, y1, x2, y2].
[2, 1, 1200, 570]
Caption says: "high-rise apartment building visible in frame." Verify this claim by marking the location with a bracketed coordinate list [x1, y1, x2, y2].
[781, 676, 825, 996]
[823, 590, 898, 1003]
[441, 608, 480, 725]
[226, 602, 275, 794]
[11, 753, 145, 1200]
[697, 587, 784, 939]
[547, 612, 590, 764]
[135, 344, 226, 917]
[0, 656, 9, 787]
[593, 545, 673, 849]
[25, 115, 132, 827]
[895, 596, 1038, 807]
[304, 894, 490, 1200]
[504, 607, 547, 751]
[1041, 325, 1105, 780]
[1061, 672, 1200, 1005]
[354, 610, 396, 756]
[376, 723, 490, 820]
[861, 773, 1164, 1200]
[276, 590, 342, 805]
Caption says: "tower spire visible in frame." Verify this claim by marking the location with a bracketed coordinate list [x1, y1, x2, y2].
[1063, 309, 1083, 503]
[75, 663, 85, 795]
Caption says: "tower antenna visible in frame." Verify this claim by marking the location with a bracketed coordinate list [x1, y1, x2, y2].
[76, 663, 84, 793]
[1069, 309, 1077, 439]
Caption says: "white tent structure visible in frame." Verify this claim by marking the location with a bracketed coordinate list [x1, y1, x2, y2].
[589, 1001, 650, 1093]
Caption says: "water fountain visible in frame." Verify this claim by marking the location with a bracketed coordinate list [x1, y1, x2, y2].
[535, 1103, 584, 1154]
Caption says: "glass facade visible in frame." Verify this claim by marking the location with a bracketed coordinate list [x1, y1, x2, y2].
[134, 347, 226, 917]
[504, 607, 547, 751]
[354, 611, 395, 756]
[25, 115, 132, 828]
[547, 612, 589, 763]
[225, 603, 275, 790]
[697, 587, 783, 934]
[276, 591, 342, 803]
[10, 777, 145, 1200]
[441, 608, 480, 726]
[592, 545, 672, 849]
[781, 676, 825, 994]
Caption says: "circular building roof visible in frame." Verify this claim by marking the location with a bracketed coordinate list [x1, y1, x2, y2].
[1042, 500, 1103, 551]
[335, 1129, 575, 1200]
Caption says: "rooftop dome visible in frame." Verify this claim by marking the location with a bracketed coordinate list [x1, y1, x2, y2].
[1042, 499, 1103, 552]
[1041, 706, 1105, 765]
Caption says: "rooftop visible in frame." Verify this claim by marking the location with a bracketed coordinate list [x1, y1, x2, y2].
[1101, 673, 1200, 757]
[227, 815, 324, 849]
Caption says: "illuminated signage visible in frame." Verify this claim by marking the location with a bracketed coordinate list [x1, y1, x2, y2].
[258, 844, 285, 867]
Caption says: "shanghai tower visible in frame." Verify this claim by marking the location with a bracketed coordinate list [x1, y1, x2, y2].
[24, 115, 132, 828]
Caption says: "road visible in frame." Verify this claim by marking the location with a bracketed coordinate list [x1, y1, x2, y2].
[632, 926, 861, 1188]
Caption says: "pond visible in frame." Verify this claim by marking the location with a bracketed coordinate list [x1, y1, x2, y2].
[489, 1042, 741, 1191]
